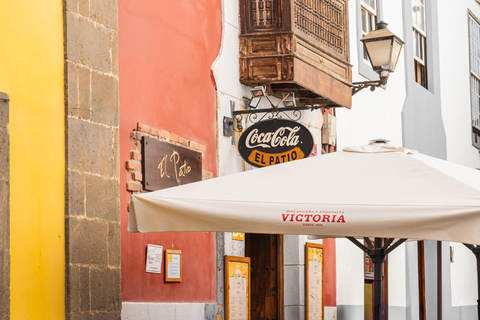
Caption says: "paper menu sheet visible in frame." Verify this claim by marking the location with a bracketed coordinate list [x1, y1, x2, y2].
[146, 244, 163, 274]
[229, 268, 247, 320]
[307, 246, 323, 320]
[167, 253, 181, 278]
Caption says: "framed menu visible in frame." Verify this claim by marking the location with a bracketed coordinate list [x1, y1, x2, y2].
[146, 244, 163, 274]
[306, 243, 324, 320]
[225, 256, 250, 320]
[165, 249, 182, 282]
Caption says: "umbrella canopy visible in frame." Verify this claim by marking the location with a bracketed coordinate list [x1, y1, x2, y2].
[129, 142, 480, 245]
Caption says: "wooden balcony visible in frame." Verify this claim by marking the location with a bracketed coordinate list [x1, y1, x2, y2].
[239, 0, 352, 108]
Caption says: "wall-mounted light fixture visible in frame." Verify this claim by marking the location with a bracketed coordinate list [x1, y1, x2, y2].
[247, 86, 295, 110]
[283, 93, 296, 108]
[249, 86, 265, 109]
[352, 21, 404, 95]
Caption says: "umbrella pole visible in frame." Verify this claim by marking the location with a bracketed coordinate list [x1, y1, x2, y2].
[371, 238, 386, 320]
[348, 237, 407, 320]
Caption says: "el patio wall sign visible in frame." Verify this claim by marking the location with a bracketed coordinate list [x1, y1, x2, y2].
[238, 119, 314, 167]
[142, 137, 202, 191]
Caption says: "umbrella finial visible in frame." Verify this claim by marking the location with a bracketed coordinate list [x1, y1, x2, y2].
[370, 138, 390, 144]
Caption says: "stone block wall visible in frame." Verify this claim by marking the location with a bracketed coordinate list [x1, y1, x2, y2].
[64, 0, 120, 318]
[124, 123, 218, 319]
[0, 94, 9, 320]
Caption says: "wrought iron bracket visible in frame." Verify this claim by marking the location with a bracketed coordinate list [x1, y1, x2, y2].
[352, 75, 389, 95]
[226, 104, 335, 133]
[352, 80, 385, 95]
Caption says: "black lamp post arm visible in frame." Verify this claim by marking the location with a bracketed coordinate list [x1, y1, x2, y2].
[352, 75, 389, 96]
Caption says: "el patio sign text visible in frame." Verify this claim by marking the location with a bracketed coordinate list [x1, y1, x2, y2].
[142, 137, 202, 191]
[238, 119, 314, 167]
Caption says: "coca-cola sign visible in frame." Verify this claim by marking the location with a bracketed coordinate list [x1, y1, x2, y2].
[238, 119, 314, 167]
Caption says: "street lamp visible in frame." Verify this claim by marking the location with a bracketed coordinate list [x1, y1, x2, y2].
[249, 86, 266, 108]
[353, 21, 404, 95]
[283, 93, 296, 108]
[247, 86, 295, 110]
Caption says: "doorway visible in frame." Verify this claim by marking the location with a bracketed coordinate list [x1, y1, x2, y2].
[245, 234, 284, 320]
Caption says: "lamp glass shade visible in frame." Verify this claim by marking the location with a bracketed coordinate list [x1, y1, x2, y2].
[249, 96, 262, 109]
[251, 87, 265, 97]
[363, 38, 393, 71]
[390, 38, 403, 71]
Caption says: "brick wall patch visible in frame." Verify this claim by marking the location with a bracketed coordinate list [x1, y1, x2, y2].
[126, 122, 212, 210]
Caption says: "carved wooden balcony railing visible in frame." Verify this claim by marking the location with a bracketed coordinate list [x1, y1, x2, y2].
[240, 0, 352, 108]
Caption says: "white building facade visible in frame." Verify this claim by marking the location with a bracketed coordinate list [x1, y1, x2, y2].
[213, 0, 328, 317]
[213, 0, 480, 319]
[338, 0, 480, 319]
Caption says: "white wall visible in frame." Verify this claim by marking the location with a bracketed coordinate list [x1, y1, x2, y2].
[122, 303, 206, 320]
[388, 244, 407, 310]
[336, 239, 364, 307]
[212, 0, 247, 177]
[336, 0, 406, 150]
[438, 0, 480, 167]
[450, 243, 477, 306]
[436, 0, 480, 310]
[438, 0, 480, 168]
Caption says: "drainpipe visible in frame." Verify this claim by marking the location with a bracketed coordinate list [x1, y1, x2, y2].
[463, 244, 480, 320]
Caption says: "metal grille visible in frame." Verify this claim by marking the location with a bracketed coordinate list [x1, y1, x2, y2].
[251, 0, 276, 27]
[294, 0, 344, 54]
[469, 15, 480, 133]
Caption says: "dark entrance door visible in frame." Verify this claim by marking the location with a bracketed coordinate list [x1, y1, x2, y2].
[245, 234, 284, 320]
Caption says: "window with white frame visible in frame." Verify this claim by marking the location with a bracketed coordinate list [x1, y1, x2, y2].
[469, 14, 480, 149]
[361, 0, 377, 61]
[412, 0, 427, 87]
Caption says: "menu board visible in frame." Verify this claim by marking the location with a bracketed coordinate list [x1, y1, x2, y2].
[165, 249, 182, 282]
[306, 243, 324, 320]
[225, 256, 250, 320]
[146, 244, 163, 274]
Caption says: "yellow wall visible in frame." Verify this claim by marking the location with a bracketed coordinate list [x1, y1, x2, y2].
[0, 0, 65, 319]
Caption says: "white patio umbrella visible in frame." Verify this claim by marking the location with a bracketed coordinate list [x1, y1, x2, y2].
[129, 142, 480, 245]
[129, 141, 480, 320]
